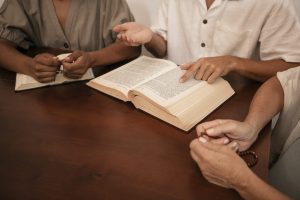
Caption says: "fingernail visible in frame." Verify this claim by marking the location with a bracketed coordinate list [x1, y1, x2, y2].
[206, 129, 214, 135]
[198, 137, 207, 143]
[232, 142, 237, 147]
[224, 138, 230, 144]
[179, 78, 184, 83]
[235, 146, 239, 152]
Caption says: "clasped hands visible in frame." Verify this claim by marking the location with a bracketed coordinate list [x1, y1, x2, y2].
[29, 51, 92, 83]
[190, 119, 259, 188]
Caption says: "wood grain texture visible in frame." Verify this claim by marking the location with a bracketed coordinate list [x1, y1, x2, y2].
[0, 58, 270, 200]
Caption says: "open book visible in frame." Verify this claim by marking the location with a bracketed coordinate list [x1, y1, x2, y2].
[15, 53, 94, 91]
[87, 56, 235, 131]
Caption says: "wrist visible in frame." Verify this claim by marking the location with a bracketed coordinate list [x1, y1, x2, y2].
[24, 57, 35, 76]
[233, 169, 258, 197]
[145, 29, 155, 45]
[244, 117, 261, 137]
[229, 56, 245, 73]
[87, 52, 97, 68]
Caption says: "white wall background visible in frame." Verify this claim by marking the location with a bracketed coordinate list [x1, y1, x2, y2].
[294, 0, 300, 20]
[0, 0, 299, 32]
[126, 0, 161, 26]
[0, 0, 299, 22]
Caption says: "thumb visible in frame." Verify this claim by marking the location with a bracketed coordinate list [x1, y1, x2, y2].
[206, 121, 237, 137]
[113, 23, 131, 33]
[65, 51, 82, 63]
[190, 137, 222, 162]
[198, 137, 224, 152]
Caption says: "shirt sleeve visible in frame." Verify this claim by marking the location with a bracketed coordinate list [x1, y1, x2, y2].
[277, 66, 300, 106]
[0, 0, 33, 49]
[259, 0, 300, 63]
[102, 0, 135, 46]
[150, 0, 168, 40]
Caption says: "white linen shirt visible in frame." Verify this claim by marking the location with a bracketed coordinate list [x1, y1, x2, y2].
[151, 0, 300, 64]
[271, 66, 300, 165]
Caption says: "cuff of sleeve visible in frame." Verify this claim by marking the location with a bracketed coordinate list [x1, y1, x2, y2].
[276, 70, 286, 88]
[150, 26, 167, 41]
[0, 25, 30, 49]
[268, 56, 300, 64]
[277, 66, 300, 88]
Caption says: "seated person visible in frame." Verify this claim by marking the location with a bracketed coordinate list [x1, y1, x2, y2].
[113, 0, 300, 83]
[190, 66, 300, 199]
[0, 0, 140, 83]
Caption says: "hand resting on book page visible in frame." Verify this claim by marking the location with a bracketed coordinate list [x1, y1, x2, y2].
[180, 56, 239, 84]
[15, 53, 95, 91]
[86, 56, 235, 131]
[29, 53, 61, 83]
[62, 51, 93, 79]
[28, 52, 86, 83]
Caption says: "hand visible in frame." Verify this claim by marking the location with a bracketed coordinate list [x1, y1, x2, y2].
[30, 53, 60, 83]
[113, 22, 154, 46]
[190, 137, 253, 188]
[196, 119, 258, 152]
[62, 51, 93, 79]
[180, 56, 239, 84]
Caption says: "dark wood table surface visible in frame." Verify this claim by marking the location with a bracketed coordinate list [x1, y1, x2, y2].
[0, 62, 270, 200]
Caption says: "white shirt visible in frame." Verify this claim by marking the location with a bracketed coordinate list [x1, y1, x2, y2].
[271, 67, 300, 164]
[152, 0, 300, 64]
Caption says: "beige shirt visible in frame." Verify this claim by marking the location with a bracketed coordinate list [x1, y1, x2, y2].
[0, 0, 134, 51]
[271, 67, 300, 165]
[151, 0, 300, 64]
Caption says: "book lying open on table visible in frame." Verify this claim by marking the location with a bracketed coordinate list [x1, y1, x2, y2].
[15, 53, 94, 91]
[87, 56, 235, 131]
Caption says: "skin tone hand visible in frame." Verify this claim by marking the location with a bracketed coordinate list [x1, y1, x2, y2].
[190, 137, 290, 200]
[196, 77, 284, 152]
[62, 51, 92, 79]
[196, 119, 258, 152]
[180, 55, 300, 84]
[113, 22, 167, 58]
[180, 56, 239, 84]
[30, 53, 61, 83]
[190, 137, 251, 188]
[113, 22, 154, 46]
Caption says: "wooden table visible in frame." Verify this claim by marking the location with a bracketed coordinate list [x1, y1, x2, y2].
[0, 63, 270, 200]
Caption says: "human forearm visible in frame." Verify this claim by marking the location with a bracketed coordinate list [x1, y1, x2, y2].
[234, 57, 299, 82]
[235, 170, 290, 200]
[244, 76, 284, 134]
[179, 56, 298, 84]
[191, 134, 290, 200]
[0, 39, 34, 75]
[144, 33, 167, 58]
[88, 42, 140, 67]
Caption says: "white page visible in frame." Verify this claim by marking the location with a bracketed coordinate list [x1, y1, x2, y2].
[133, 67, 205, 107]
[94, 56, 177, 95]
[15, 53, 94, 91]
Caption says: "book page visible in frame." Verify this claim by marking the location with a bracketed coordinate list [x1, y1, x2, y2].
[15, 53, 94, 91]
[15, 69, 94, 91]
[94, 56, 177, 96]
[133, 67, 205, 107]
